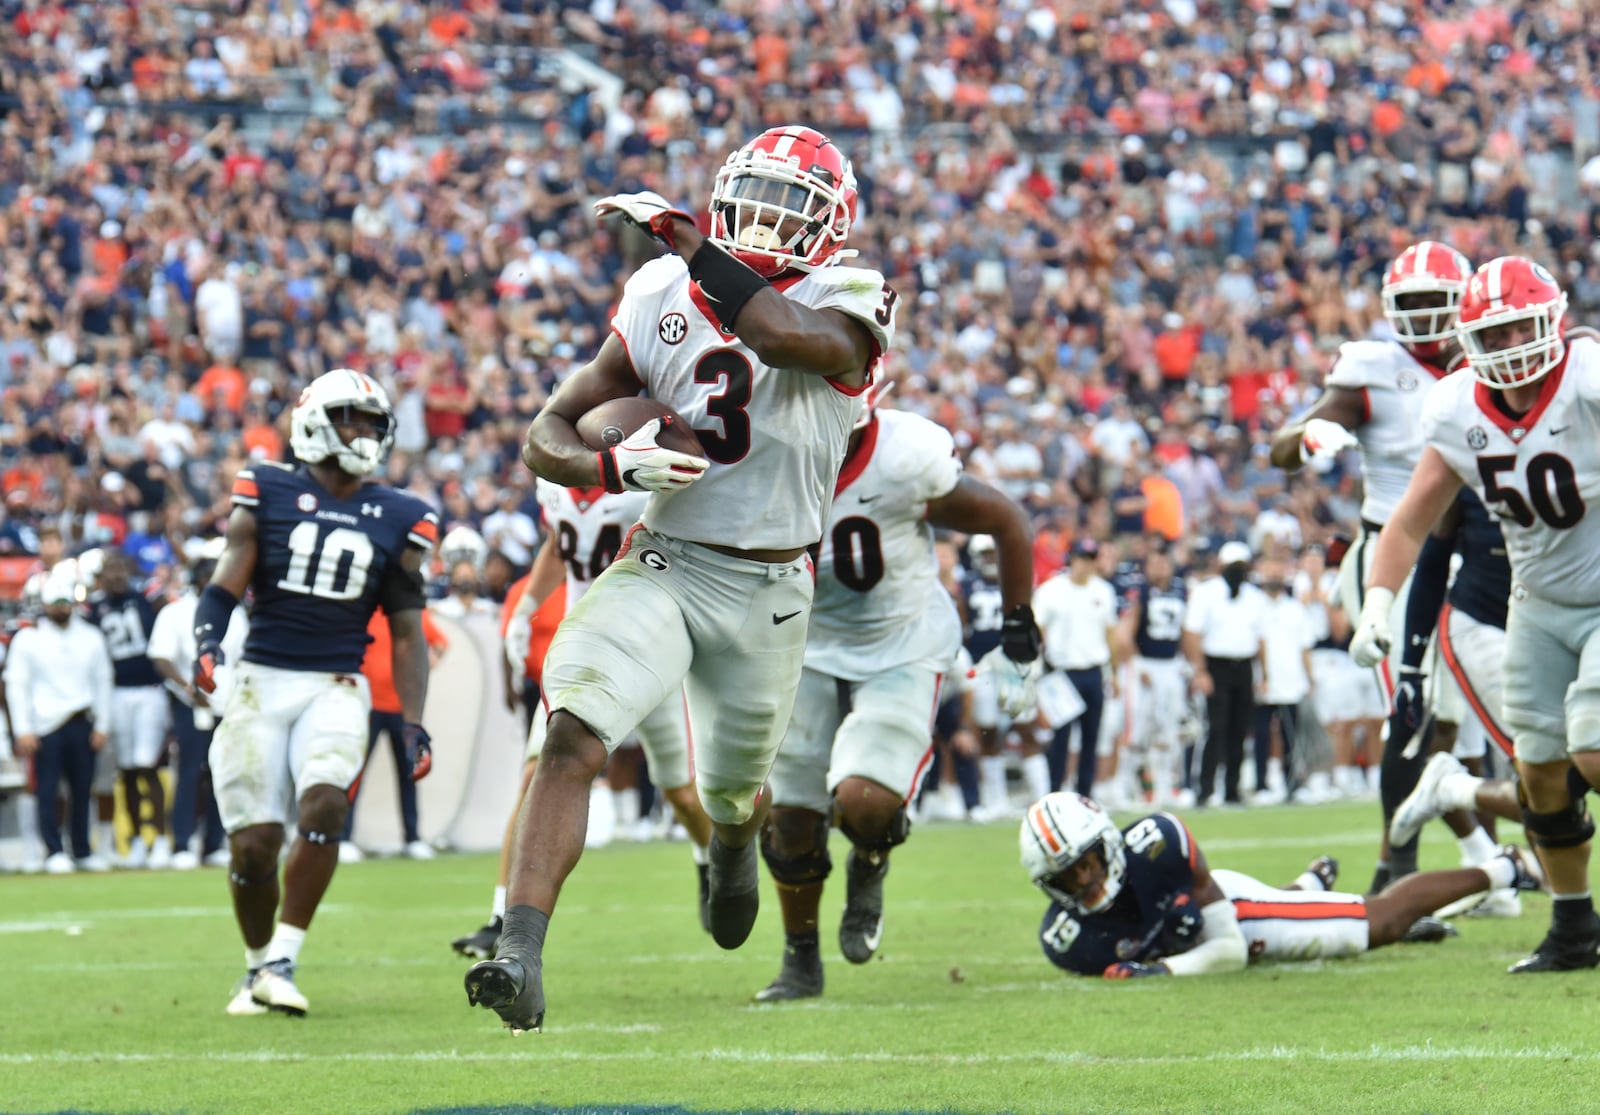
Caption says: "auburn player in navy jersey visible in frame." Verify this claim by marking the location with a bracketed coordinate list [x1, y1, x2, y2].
[1115, 545, 1190, 809]
[960, 536, 1013, 816]
[194, 369, 439, 1017]
[1021, 792, 1544, 978]
[86, 550, 171, 868]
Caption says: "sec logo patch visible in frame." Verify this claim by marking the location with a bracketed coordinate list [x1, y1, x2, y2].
[297, 493, 318, 513]
[658, 312, 688, 345]
[1466, 426, 1488, 451]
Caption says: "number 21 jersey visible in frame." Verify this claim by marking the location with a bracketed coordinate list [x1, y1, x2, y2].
[1422, 335, 1600, 606]
[231, 463, 440, 673]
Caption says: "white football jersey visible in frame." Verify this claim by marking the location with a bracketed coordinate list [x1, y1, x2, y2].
[535, 479, 648, 607]
[1422, 335, 1600, 606]
[610, 256, 896, 550]
[804, 409, 963, 681]
[1326, 339, 1455, 525]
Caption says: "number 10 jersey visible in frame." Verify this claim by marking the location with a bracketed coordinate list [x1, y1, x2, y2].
[1422, 336, 1600, 606]
[609, 254, 897, 552]
[231, 462, 440, 673]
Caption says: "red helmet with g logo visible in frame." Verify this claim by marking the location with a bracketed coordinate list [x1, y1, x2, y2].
[1381, 240, 1472, 347]
[709, 126, 858, 278]
[1457, 256, 1568, 390]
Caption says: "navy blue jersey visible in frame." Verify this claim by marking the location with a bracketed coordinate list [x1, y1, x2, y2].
[1111, 561, 1146, 617]
[231, 463, 439, 673]
[1132, 578, 1187, 660]
[86, 590, 162, 688]
[1447, 491, 1510, 631]
[1038, 812, 1200, 976]
[962, 573, 1005, 661]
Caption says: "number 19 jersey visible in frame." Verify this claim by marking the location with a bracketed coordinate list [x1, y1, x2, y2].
[805, 409, 963, 682]
[609, 255, 897, 551]
[1422, 336, 1600, 606]
[534, 479, 647, 607]
[231, 463, 440, 673]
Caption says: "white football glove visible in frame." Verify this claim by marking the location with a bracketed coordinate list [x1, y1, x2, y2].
[1300, 418, 1359, 463]
[606, 418, 709, 494]
[593, 191, 695, 249]
[1348, 586, 1396, 669]
[975, 647, 1043, 718]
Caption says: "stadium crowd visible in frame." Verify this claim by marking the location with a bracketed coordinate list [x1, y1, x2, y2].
[0, 0, 1593, 861]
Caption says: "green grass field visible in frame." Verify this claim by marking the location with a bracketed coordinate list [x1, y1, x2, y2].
[3, 800, 1597, 1115]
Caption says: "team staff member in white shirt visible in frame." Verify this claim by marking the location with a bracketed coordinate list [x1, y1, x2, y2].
[5, 572, 115, 873]
[1032, 538, 1118, 799]
[1254, 557, 1316, 803]
[1183, 541, 1269, 806]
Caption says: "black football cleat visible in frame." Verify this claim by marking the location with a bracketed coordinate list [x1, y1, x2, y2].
[754, 940, 824, 1003]
[839, 852, 889, 965]
[464, 955, 544, 1034]
[697, 862, 712, 935]
[1508, 927, 1600, 974]
[706, 837, 761, 950]
[452, 916, 502, 960]
[1400, 915, 1457, 944]
[1307, 855, 1339, 892]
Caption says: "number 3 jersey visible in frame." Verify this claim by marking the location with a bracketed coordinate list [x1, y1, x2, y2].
[534, 479, 646, 608]
[609, 255, 896, 551]
[1421, 335, 1600, 606]
[231, 462, 440, 673]
[805, 409, 963, 682]
[1036, 812, 1202, 976]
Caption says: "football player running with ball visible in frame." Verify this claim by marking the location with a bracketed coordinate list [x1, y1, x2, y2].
[197, 370, 439, 1016]
[754, 384, 1039, 1001]
[465, 126, 896, 1033]
[1351, 257, 1600, 972]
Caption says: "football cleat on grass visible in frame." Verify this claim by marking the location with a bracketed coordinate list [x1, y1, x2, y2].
[452, 917, 502, 960]
[1307, 855, 1339, 892]
[465, 955, 544, 1034]
[1508, 926, 1600, 974]
[250, 959, 309, 1016]
[225, 972, 268, 1016]
[839, 852, 888, 965]
[1400, 916, 1457, 944]
[705, 837, 761, 950]
[755, 940, 823, 1002]
[1388, 751, 1466, 848]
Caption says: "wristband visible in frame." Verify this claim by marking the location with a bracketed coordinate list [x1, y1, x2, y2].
[687, 240, 771, 333]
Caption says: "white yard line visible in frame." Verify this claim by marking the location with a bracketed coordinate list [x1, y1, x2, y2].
[0, 1043, 1593, 1067]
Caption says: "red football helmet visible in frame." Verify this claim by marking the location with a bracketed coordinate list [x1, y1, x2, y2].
[1457, 256, 1568, 390]
[1381, 240, 1472, 348]
[709, 126, 858, 278]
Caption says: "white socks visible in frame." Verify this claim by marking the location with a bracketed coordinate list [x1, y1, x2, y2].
[265, 924, 306, 966]
[691, 839, 709, 866]
[492, 885, 507, 920]
[1438, 771, 1483, 815]
[1022, 753, 1052, 803]
[246, 945, 269, 970]
[1457, 826, 1497, 867]
[1481, 855, 1517, 892]
[980, 756, 1008, 810]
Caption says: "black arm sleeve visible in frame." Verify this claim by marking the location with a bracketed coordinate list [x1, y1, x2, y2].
[379, 559, 427, 616]
[1400, 533, 1453, 671]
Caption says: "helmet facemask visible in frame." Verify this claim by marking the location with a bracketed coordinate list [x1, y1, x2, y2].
[710, 146, 855, 277]
[1460, 292, 1568, 390]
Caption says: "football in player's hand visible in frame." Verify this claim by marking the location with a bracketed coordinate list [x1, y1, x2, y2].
[577, 397, 705, 456]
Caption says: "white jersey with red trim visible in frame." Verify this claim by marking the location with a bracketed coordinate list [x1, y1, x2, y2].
[1422, 335, 1600, 606]
[534, 478, 647, 608]
[804, 409, 963, 681]
[1325, 339, 1454, 525]
[609, 255, 896, 550]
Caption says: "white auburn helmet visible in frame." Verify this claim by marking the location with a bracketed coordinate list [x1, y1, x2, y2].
[1020, 793, 1127, 915]
[440, 526, 488, 571]
[290, 369, 396, 477]
[968, 534, 999, 581]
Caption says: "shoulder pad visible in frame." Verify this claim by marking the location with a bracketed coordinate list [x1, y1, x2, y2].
[622, 255, 688, 298]
[1326, 340, 1394, 387]
[877, 410, 958, 484]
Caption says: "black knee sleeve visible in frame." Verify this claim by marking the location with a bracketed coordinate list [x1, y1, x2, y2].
[298, 826, 341, 846]
[760, 813, 832, 886]
[1568, 765, 1597, 802]
[834, 799, 911, 854]
[1520, 795, 1596, 851]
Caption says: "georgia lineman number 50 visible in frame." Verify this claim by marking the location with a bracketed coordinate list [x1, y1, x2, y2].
[278, 522, 374, 601]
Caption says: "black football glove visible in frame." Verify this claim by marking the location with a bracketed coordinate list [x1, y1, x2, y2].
[1104, 961, 1171, 979]
[194, 640, 224, 696]
[1001, 604, 1041, 664]
[1158, 891, 1205, 953]
[1391, 667, 1427, 742]
[405, 722, 433, 782]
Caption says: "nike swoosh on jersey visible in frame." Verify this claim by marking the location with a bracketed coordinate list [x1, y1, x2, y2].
[859, 493, 881, 503]
[1551, 425, 1571, 435]
[773, 610, 803, 625]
